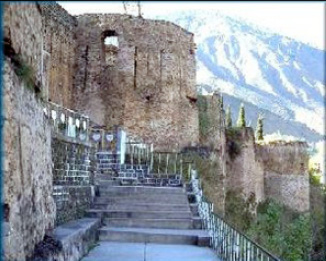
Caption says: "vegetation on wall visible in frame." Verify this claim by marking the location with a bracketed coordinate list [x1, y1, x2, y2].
[181, 147, 224, 216]
[225, 127, 243, 160]
[197, 95, 210, 139]
[224, 190, 256, 232]
[11, 54, 43, 100]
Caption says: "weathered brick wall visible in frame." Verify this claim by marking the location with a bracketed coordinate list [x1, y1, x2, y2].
[257, 142, 310, 212]
[52, 137, 96, 225]
[40, 3, 78, 108]
[74, 14, 199, 150]
[3, 4, 56, 260]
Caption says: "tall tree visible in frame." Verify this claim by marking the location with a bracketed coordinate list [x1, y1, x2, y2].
[237, 103, 246, 127]
[256, 115, 264, 140]
[226, 105, 232, 128]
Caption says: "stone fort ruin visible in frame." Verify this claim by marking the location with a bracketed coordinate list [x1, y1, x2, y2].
[3, 3, 310, 260]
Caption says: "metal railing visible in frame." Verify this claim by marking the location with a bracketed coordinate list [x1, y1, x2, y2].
[123, 146, 194, 186]
[125, 142, 152, 167]
[191, 174, 280, 261]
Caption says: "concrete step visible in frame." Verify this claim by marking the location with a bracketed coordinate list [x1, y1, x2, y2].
[99, 227, 210, 246]
[103, 218, 202, 229]
[98, 186, 185, 195]
[95, 194, 189, 204]
[92, 203, 190, 212]
[86, 209, 192, 219]
[81, 242, 221, 261]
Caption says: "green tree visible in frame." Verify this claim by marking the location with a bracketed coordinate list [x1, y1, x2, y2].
[226, 105, 232, 127]
[256, 115, 264, 140]
[237, 103, 246, 127]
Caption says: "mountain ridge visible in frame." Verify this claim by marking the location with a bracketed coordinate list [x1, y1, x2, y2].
[148, 10, 325, 142]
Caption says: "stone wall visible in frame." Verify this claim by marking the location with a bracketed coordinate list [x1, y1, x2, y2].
[3, 3, 56, 260]
[54, 186, 95, 226]
[40, 3, 78, 108]
[225, 128, 265, 204]
[3, 3, 43, 90]
[3, 59, 55, 260]
[52, 137, 96, 225]
[257, 142, 310, 212]
[196, 93, 226, 215]
[74, 14, 199, 150]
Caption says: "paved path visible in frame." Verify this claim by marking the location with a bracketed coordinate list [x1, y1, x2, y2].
[82, 242, 221, 261]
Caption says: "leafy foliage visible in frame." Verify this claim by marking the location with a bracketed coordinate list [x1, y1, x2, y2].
[247, 200, 313, 261]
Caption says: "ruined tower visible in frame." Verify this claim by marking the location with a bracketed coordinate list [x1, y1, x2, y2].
[74, 14, 199, 150]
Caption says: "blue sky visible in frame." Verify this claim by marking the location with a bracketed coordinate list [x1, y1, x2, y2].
[59, 2, 325, 50]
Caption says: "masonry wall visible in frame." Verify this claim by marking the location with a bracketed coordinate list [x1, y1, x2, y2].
[74, 14, 199, 150]
[257, 142, 310, 212]
[52, 137, 96, 226]
[225, 128, 265, 204]
[196, 93, 226, 215]
[3, 4, 57, 260]
[40, 3, 78, 108]
[3, 59, 56, 260]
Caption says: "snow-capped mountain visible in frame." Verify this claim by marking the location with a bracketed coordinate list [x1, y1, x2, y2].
[149, 10, 325, 142]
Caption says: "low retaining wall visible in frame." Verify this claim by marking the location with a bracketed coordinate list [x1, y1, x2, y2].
[30, 218, 101, 261]
[52, 137, 96, 225]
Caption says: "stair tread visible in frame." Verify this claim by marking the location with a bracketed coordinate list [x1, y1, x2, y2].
[99, 185, 184, 189]
[88, 209, 191, 213]
[105, 218, 195, 221]
[100, 227, 209, 237]
[94, 202, 190, 206]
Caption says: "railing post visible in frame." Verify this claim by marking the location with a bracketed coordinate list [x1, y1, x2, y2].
[165, 153, 169, 174]
[131, 145, 134, 168]
[188, 163, 191, 180]
[174, 153, 178, 174]
[150, 144, 154, 173]
[137, 145, 141, 165]
[180, 157, 183, 181]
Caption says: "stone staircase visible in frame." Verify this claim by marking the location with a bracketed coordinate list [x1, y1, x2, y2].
[87, 174, 210, 247]
[95, 151, 182, 186]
